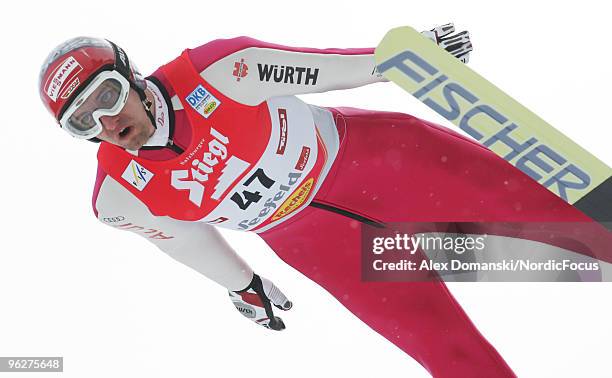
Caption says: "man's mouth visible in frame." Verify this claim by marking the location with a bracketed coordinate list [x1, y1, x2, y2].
[118, 126, 132, 139]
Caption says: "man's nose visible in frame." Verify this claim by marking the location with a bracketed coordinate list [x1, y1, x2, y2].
[100, 115, 120, 131]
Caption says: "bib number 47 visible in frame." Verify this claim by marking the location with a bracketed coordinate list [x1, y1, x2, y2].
[231, 168, 275, 210]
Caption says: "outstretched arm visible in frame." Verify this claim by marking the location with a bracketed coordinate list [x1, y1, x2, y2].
[94, 174, 253, 291]
[190, 36, 383, 105]
[93, 174, 294, 329]
[187, 23, 472, 105]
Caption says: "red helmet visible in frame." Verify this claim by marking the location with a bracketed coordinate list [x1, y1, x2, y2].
[38, 37, 150, 139]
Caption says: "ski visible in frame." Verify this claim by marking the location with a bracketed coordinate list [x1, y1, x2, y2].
[375, 26, 611, 229]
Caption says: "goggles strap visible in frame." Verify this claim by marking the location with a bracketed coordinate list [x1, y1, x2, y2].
[107, 40, 131, 78]
[108, 40, 155, 129]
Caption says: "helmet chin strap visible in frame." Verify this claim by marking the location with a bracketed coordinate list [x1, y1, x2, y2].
[133, 82, 157, 131]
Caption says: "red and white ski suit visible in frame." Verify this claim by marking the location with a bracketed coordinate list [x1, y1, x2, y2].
[92, 36, 607, 378]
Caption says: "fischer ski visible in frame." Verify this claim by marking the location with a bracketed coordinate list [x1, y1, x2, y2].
[375, 26, 611, 229]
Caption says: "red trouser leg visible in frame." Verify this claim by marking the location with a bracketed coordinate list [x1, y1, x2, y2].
[260, 107, 590, 377]
[260, 206, 516, 377]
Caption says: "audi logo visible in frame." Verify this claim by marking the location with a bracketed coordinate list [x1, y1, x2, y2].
[102, 216, 126, 223]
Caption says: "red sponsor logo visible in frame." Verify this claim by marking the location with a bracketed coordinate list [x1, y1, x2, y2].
[60, 77, 80, 99]
[276, 108, 288, 155]
[232, 58, 249, 82]
[295, 146, 310, 171]
[208, 217, 229, 224]
[112, 223, 174, 240]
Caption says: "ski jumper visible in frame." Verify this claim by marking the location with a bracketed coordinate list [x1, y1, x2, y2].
[92, 37, 608, 378]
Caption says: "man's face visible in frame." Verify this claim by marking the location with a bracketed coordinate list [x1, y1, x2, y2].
[95, 88, 155, 150]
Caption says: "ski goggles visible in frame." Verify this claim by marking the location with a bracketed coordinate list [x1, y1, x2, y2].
[59, 70, 130, 139]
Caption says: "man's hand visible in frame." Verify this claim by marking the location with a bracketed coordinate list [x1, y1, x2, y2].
[229, 273, 293, 331]
[421, 23, 473, 63]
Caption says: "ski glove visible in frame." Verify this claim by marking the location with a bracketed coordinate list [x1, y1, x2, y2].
[421, 23, 473, 63]
[229, 273, 293, 331]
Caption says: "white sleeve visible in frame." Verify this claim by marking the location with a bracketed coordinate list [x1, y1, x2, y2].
[94, 175, 253, 291]
[196, 36, 386, 105]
